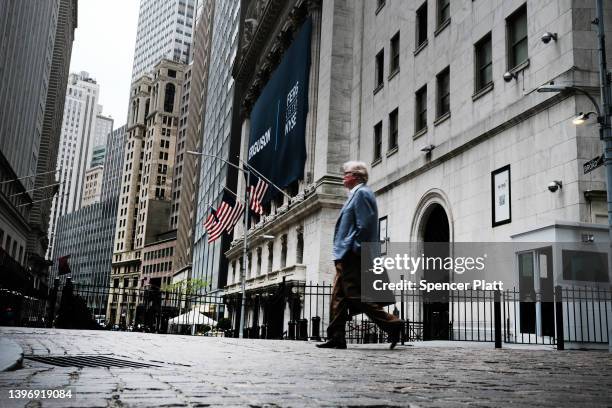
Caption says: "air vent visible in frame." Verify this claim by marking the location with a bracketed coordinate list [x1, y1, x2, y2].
[24, 355, 159, 368]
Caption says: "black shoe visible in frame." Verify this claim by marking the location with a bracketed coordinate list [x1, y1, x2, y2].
[388, 322, 403, 350]
[316, 339, 347, 349]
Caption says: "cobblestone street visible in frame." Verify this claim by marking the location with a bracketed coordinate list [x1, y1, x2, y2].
[0, 327, 611, 407]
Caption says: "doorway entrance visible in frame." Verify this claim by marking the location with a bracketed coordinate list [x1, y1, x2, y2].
[421, 204, 450, 340]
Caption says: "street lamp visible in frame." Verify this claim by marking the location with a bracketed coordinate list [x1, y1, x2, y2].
[572, 111, 598, 126]
[186, 150, 251, 339]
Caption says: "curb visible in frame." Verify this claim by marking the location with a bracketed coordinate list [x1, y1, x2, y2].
[0, 337, 23, 371]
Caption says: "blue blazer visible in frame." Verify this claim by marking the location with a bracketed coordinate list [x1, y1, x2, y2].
[333, 185, 379, 261]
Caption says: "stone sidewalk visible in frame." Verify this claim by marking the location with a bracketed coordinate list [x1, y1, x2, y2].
[0, 327, 611, 407]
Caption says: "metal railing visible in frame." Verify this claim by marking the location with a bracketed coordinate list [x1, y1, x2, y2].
[2, 277, 610, 348]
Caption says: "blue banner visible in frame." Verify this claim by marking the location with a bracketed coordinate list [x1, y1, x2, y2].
[247, 18, 311, 202]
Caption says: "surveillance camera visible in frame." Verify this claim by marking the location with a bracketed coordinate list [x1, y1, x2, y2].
[541, 32, 558, 44]
[547, 180, 562, 193]
[503, 71, 516, 83]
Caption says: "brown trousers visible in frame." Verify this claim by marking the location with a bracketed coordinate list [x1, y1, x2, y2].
[327, 254, 401, 341]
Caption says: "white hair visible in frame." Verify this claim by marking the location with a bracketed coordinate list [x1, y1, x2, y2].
[342, 161, 369, 183]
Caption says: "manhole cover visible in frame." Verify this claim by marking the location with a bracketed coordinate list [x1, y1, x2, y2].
[24, 355, 159, 368]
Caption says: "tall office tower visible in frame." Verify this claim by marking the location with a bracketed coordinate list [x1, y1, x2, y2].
[170, 0, 215, 282]
[134, 61, 185, 248]
[100, 125, 127, 203]
[90, 145, 106, 168]
[109, 60, 185, 325]
[0, 0, 77, 287]
[93, 113, 113, 148]
[91, 113, 113, 164]
[47, 71, 103, 259]
[50, 125, 126, 291]
[131, 0, 197, 81]
[81, 166, 104, 207]
[192, 0, 240, 293]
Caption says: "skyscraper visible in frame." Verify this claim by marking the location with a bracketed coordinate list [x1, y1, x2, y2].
[0, 0, 77, 287]
[131, 0, 197, 81]
[109, 59, 186, 325]
[47, 71, 103, 259]
[170, 0, 215, 282]
[192, 0, 241, 293]
[49, 125, 126, 299]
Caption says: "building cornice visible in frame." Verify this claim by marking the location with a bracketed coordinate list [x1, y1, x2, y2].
[225, 180, 344, 259]
[234, 0, 315, 117]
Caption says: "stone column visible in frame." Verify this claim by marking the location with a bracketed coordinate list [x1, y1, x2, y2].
[304, 0, 322, 186]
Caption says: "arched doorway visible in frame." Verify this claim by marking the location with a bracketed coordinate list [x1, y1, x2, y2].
[421, 203, 450, 340]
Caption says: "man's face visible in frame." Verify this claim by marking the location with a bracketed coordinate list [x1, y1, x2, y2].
[343, 170, 359, 190]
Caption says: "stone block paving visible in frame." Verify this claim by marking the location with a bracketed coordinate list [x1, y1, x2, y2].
[0, 327, 611, 407]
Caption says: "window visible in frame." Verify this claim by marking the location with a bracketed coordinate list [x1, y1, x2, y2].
[375, 49, 384, 89]
[416, 2, 428, 48]
[562, 250, 609, 282]
[388, 108, 399, 150]
[475, 33, 493, 92]
[437, 0, 450, 28]
[267, 242, 274, 273]
[373, 121, 383, 161]
[507, 4, 528, 70]
[164, 83, 176, 112]
[436, 67, 450, 118]
[415, 85, 427, 132]
[390, 32, 400, 74]
[376, 0, 385, 12]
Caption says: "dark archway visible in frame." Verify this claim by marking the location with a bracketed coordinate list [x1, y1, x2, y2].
[421, 204, 450, 340]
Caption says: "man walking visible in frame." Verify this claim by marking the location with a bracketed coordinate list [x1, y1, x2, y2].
[317, 161, 403, 349]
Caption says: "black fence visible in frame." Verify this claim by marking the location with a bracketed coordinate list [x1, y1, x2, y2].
[0, 247, 48, 327]
[2, 277, 610, 348]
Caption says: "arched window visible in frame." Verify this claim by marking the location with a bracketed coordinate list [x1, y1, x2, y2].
[164, 83, 175, 113]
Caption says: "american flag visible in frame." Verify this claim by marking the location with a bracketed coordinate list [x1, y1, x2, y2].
[202, 207, 218, 231]
[249, 178, 269, 215]
[207, 202, 231, 243]
[225, 201, 245, 232]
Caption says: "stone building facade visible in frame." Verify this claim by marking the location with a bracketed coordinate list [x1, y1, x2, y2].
[108, 59, 186, 326]
[225, 0, 612, 340]
[0, 0, 77, 289]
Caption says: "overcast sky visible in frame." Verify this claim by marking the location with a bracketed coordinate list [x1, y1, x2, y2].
[69, 0, 140, 126]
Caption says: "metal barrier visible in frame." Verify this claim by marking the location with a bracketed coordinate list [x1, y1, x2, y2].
[2, 278, 610, 348]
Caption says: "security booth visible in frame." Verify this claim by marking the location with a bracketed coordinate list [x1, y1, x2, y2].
[511, 222, 611, 347]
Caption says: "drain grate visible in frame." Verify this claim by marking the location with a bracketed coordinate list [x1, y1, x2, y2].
[24, 355, 159, 368]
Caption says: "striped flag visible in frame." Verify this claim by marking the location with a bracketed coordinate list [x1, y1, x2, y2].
[249, 178, 269, 215]
[207, 202, 231, 243]
[225, 201, 245, 233]
[202, 208, 218, 232]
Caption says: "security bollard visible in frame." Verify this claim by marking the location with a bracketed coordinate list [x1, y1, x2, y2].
[297, 318, 308, 340]
[288, 320, 296, 340]
[311, 316, 321, 340]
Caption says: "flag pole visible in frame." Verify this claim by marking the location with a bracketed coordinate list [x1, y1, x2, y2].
[236, 156, 292, 201]
[186, 150, 250, 339]
[238, 169, 250, 339]
[219, 183, 246, 204]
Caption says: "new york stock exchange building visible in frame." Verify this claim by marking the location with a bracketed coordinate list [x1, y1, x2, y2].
[222, 0, 611, 346]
